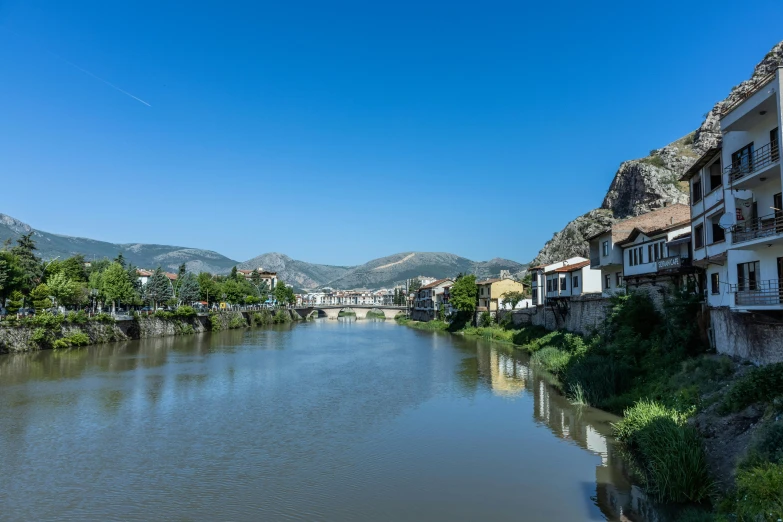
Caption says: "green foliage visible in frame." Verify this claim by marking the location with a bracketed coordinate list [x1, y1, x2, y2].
[29, 327, 51, 348]
[66, 310, 89, 324]
[177, 272, 200, 304]
[530, 346, 572, 376]
[743, 422, 783, 469]
[640, 155, 666, 168]
[30, 283, 52, 313]
[396, 317, 449, 331]
[30, 312, 63, 329]
[613, 400, 711, 504]
[198, 272, 219, 304]
[501, 290, 525, 309]
[102, 262, 138, 310]
[721, 363, 783, 414]
[228, 315, 248, 328]
[143, 267, 172, 308]
[252, 311, 273, 326]
[273, 310, 291, 324]
[479, 311, 493, 327]
[6, 290, 24, 314]
[0, 251, 25, 300]
[174, 306, 197, 319]
[47, 272, 85, 308]
[733, 462, 783, 521]
[450, 274, 477, 313]
[273, 281, 295, 305]
[244, 295, 261, 305]
[91, 313, 115, 324]
[52, 332, 91, 349]
[10, 233, 42, 292]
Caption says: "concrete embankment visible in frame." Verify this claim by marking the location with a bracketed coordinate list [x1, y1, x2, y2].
[0, 309, 302, 354]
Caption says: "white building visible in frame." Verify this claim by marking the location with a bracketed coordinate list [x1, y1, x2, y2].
[413, 278, 453, 319]
[682, 67, 783, 312]
[530, 257, 602, 306]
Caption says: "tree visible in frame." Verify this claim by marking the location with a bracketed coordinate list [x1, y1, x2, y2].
[11, 233, 41, 292]
[103, 262, 137, 313]
[114, 252, 126, 268]
[501, 290, 525, 310]
[0, 251, 24, 301]
[54, 255, 88, 282]
[222, 279, 245, 304]
[521, 273, 532, 297]
[47, 272, 84, 308]
[30, 283, 52, 313]
[143, 267, 172, 310]
[274, 281, 295, 305]
[450, 274, 478, 313]
[7, 290, 24, 314]
[230, 266, 239, 281]
[198, 272, 219, 304]
[178, 272, 200, 304]
[408, 278, 422, 294]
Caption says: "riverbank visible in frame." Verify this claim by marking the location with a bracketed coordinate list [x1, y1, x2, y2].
[0, 308, 303, 354]
[397, 298, 783, 520]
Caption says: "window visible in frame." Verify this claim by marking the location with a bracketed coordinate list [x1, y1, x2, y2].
[481, 287, 485, 296]
[711, 273, 720, 295]
[709, 161, 722, 191]
[532, 289, 538, 301]
[546, 280, 552, 292]
[694, 224, 704, 249]
[648, 244, 653, 263]
[633, 248, 638, 266]
[628, 249, 633, 266]
[560, 277, 567, 291]
[692, 179, 702, 203]
[604, 274, 611, 289]
[654, 243, 659, 261]
[602, 241, 609, 256]
[616, 272, 623, 287]
[573, 275, 579, 288]
[711, 220, 725, 243]
[737, 262, 759, 291]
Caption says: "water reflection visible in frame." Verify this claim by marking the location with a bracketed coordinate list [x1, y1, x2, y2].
[0, 323, 665, 522]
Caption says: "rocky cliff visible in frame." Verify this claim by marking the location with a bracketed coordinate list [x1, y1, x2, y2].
[532, 41, 783, 265]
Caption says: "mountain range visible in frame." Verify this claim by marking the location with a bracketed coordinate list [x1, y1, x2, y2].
[0, 213, 526, 291]
[532, 40, 783, 265]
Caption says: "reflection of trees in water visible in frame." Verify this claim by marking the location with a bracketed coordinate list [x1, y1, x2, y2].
[458, 340, 659, 522]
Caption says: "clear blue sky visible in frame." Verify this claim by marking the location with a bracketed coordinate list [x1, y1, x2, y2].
[1, 1, 782, 266]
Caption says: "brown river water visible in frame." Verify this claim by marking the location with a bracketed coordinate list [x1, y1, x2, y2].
[0, 319, 662, 521]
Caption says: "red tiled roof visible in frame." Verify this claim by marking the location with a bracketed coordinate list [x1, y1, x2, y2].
[476, 278, 501, 285]
[420, 278, 453, 290]
[165, 272, 178, 280]
[136, 269, 153, 277]
[553, 260, 590, 273]
[612, 204, 691, 245]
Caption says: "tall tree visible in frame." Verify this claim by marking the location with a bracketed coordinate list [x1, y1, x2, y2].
[274, 281, 295, 305]
[30, 283, 52, 313]
[178, 272, 200, 304]
[230, 266, 239, 281]
[450, 274, 478, 313]
[11, 233, 41, 292]
[48, 272, 84, 308]
[59, 255, 88, 282]
[143, 267, 172, 309]
[408, 278, 422, 294]
[102, 262, 136, 313]
[198, 272, 219, 304]
[114, 252, 126, 268]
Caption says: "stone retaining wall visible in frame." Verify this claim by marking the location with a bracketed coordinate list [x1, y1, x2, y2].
[499, 294, 612, 337]
[710, 307, 783, 364]
[0, 311, 255, 354]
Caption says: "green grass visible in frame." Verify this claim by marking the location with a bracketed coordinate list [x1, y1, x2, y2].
[395, 317, 449, 331]
[613, 400, 711, 504]
[721, 362, 783, 414]
[733, 462, 783, 521]
[52, 331, 91, 349]
[366, 311, 386, 319]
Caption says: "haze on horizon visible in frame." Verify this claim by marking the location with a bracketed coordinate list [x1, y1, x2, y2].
[1, 0, 782, 265]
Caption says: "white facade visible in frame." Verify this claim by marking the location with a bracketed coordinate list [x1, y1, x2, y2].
[588, 230, 625, 296]
[619, 225, 692, 279]
[683, 67, 783, 311]
[535, 257, 601, 303]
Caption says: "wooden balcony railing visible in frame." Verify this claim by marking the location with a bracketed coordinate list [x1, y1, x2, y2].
[730, 279, 783, 306]
[726, 140, 780, 184]
[732, 213, 783, 244]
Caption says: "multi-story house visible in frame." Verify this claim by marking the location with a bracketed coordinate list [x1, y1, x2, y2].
[589, 204, 693, 295]
[682, 67, 783, 312]
[413, 279, 453, 320]
[530, 257, 600, 305]
[476, 277, 526, 314]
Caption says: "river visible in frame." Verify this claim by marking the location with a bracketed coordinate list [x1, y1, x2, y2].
[0, 319, 655, 521]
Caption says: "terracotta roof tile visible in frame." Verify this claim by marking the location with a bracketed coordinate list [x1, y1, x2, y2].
[612, 204, 691, 244]
[419, 278, 453, 290]
[553, 260, 591, 273]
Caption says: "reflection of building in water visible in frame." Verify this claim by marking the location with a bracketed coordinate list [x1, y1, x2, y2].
[488, 348, 528, 397]
[528, 370, 658, 522]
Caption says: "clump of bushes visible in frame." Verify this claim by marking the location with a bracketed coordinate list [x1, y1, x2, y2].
[721, 363, 783, 414]
[30, 312, 63, 329]
[252, 311, 273, 326]
[52, 332, 91, 349]
[29, 327, 52, 348]
[228, 315, 247, 329]
[273, 310, 291, 324]
[66, 310, 89, 324]
[732, 462, 783, 521]
[530, 346, 572, 376]
[174, 306, 196, 319]
[613, 400, 711, 503]
[91, 313, 115, 324]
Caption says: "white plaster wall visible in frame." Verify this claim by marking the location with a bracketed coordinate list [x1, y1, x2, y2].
[582, 267, 604, 294]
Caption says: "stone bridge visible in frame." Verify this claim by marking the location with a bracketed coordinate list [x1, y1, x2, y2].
[293, 305, 407, 320]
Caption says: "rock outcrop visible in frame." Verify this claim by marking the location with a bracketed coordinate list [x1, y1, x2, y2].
[532, 40, 783, 266]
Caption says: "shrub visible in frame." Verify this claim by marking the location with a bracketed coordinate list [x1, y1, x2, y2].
[252, 311, 273, 326]
[66, 310, 89, 324]
[734, 462, 783, 521]
[52, 332, 91, 349]
[153, 310, 174, 320]
[29, 327, 51, 348]
[479, 311, 493, 327]
[530, 347, 571, 377]
[174, 306, 196, 319]
[92, 313, 115, 324]
[228, 315, 247, 328]
[272, 310, 291, 324]
[31, 312, 63, 329]
[721, 363, 783, 414]
[613, 400, 711, 503]
[743, 422, 783, 469]
[175, 323, 195, 335]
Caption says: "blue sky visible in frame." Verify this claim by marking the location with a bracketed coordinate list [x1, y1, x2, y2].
[1, 1, 782, 266]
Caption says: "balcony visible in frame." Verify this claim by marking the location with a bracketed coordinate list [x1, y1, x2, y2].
[725, 141, 779, 185]
[590, 256, 600, 268]
[732, 213, 783, 244]
[730, 279, 783, 306]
